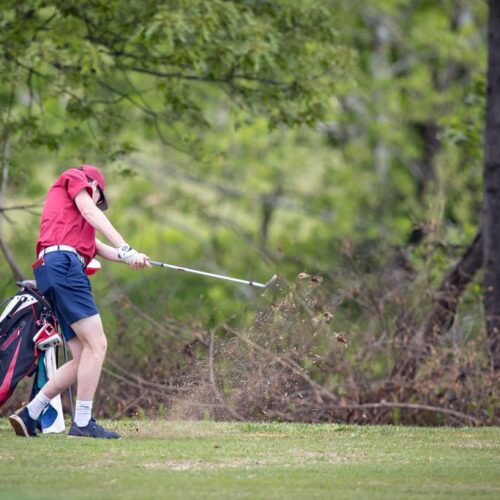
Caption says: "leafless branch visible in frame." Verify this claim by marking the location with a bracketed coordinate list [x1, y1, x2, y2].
[208, 329, 244, 421]
[0, 203, 41, 213]
[119, 64, 287, 89]
[298, 402, 481, 426]
[223, 323, 338, 405]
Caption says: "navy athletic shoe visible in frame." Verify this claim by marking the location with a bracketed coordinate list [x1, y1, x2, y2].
[8, 407, 38, 437]
[68, 418, 121, 439]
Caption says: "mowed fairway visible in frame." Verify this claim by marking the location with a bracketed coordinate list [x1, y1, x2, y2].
[0, 420, 499, 499]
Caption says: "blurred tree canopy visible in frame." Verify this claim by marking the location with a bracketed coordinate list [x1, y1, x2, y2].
[0, 0, 350, 163]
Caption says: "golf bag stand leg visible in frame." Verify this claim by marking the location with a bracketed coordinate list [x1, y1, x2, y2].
[62, 335, 74, 421]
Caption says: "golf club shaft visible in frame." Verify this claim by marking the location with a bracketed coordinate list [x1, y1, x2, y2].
[149, 260, 267, 288]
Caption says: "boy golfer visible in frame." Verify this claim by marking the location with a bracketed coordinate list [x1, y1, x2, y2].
[9, 165, 150, 438]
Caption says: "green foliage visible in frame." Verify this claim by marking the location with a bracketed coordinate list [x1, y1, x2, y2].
[0, 0, 348, 171]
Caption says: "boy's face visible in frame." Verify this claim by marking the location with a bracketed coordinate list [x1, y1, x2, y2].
[89, 180, 104, 207]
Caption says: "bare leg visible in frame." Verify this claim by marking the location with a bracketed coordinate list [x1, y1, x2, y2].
[38, 338, 83, 400]
[13, 314, 116, 438]
[70, 314, 107, 401]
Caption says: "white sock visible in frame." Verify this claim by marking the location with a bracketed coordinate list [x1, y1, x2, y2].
[74, 400, 93, 427]
[27, 392, 51, 420]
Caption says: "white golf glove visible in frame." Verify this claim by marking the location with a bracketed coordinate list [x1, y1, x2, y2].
[117, 244, 141, 266]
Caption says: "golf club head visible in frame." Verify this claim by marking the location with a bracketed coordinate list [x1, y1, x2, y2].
[265, 274, 279, 289]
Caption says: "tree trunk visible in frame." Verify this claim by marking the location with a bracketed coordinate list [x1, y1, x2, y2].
[423, 231, 483, 339]
[483, 0, 500, 371]
[413, 122, 439, 199]
[260, 184, 283, 250]
[0, 236, 26, 282]
[369, 17, 391, 180]
[392, 231, 483, 380]
[0, 139, 27, 282]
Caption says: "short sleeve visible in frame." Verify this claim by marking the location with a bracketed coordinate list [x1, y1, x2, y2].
[61, 169, 93, 200]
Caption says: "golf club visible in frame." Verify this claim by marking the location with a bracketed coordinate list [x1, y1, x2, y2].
[149, 260, 277, 288]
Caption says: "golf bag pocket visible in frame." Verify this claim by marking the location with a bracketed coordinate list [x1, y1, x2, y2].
[0, 282, 58, 407]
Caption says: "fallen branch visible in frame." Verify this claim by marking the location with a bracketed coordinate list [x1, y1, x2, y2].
[101, 367, 181, 398]
[106, 357, 189, 393]
[314, 402, 481, 426]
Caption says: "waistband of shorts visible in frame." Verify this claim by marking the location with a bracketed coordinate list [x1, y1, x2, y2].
[38, 245, 86, 266]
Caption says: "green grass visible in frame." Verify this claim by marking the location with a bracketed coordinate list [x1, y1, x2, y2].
[0, 420, 499, 499]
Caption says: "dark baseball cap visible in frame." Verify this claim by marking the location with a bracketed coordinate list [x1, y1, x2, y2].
[78, 165, 108, 211]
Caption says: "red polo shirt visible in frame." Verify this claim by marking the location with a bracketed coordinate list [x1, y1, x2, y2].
[36, 169, 96, 264]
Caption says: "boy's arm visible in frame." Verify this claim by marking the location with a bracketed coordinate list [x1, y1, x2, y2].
[95, 238, 151, 268]
[74, 190, 151, 268]
[74, 190, 126, 247]
[95, 239, 122, 262]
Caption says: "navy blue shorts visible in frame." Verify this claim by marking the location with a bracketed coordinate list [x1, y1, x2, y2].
[33, 251, 99, 341]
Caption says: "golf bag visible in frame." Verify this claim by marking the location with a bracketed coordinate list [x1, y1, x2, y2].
[0, 281, 61, 407]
